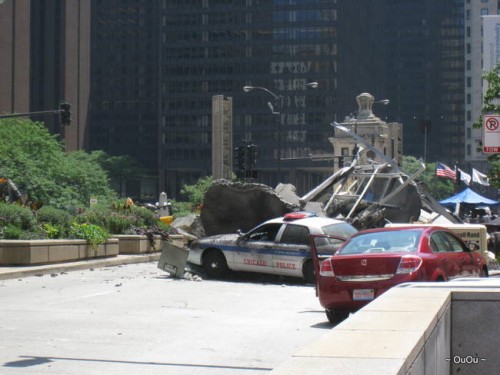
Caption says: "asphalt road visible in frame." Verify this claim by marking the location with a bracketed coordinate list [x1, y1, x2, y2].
[0, 262, 331, 375]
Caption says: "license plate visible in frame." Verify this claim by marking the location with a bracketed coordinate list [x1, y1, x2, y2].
[353, 289, 375, 301]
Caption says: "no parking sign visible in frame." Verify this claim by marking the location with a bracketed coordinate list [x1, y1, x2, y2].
[483, 115, 500, 153]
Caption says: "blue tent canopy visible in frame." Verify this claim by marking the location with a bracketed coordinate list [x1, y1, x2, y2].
[439, 188, 499, 207]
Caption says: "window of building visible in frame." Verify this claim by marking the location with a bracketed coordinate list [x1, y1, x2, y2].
[481, 8, 489, 15]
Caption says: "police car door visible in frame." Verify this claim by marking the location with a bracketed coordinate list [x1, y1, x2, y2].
[272, 223, 310, 277]
[234, 223, 282, 273]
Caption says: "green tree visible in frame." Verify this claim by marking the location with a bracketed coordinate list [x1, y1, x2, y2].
[180, 176, 213, 208]
[401, 156, 454, 200]
[0, 118, 116, 208]
[473, 63, 500, 189]
[90, 151, 141, 197]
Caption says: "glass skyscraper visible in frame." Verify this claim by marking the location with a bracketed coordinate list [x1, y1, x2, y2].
[158, 0, 385, 197]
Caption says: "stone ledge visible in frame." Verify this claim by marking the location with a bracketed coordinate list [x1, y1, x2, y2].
[113, 235, 163, 254]
[272, 280, 500, 374]
[0, 239, 118, 265]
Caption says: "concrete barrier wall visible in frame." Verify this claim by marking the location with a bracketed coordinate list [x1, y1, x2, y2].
[271, 279, 500, 374]
[0, 239, 118, 265]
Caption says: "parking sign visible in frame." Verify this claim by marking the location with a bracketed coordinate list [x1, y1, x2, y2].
[483, 115, 500, 154]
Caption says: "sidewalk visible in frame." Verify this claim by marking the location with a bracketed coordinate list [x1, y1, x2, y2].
[0, 253, 161, 281]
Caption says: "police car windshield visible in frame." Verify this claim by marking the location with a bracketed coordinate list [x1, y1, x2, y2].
[321, 222, 357, 239]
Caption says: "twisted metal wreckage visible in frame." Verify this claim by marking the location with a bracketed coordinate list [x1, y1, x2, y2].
[200, 122, 460, 236]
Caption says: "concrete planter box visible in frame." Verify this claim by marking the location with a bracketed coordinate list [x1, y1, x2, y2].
[0, 239, 119, 266]
[114, 235, 163, 254]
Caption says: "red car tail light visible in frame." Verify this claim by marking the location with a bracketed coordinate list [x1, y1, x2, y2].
[396, 255, 422, 274]
[320, 259, 335, 277]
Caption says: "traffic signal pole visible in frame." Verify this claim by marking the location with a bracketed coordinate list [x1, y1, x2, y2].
[0, 110, 61, 119]
[0, 102, 71, 125]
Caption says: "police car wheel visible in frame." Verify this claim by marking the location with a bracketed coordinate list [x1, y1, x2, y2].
[302, 259, 316, 284]
[202, 249, 229, 278]
[325, 309, 349, 324]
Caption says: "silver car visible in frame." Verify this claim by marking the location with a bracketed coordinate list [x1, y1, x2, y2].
[188, 212, 357, 282]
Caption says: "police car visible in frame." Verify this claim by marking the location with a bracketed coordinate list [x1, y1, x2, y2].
[187, 212, 357, 282]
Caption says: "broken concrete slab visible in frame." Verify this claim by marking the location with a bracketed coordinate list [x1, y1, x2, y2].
[200, 179, 298, 236]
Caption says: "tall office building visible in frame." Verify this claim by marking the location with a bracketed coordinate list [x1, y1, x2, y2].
[89, 1, 386, 199]
[0, 0, 30, 116]
[89, 2, 161, 199]
[384, 0, 465, 164]
[157, 0, 386, 198]
[0, 0, 90, 152]
[466, 1, 500, 172]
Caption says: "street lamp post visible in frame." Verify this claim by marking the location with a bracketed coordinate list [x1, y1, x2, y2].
[243, 82, 318, 181]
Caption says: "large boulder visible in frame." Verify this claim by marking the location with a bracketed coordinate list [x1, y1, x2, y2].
[201, 180, 298, 236]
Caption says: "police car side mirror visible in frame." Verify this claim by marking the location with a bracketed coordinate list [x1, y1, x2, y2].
[237, 229, 243, 237]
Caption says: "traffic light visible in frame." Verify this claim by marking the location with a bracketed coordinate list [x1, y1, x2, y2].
[234, 146, 245, 178]
[245, 143, 257, 170]
[59, 102, 71, 126]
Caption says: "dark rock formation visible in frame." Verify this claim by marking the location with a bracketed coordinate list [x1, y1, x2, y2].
[201, 180, 298, 236]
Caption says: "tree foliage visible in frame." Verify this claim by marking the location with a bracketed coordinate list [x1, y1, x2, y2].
[473, 63, 500, 189]
[90, 151, 141, 197]
[401, 156, 455, 200]
[0, 118, 116, 209]
[180, 176, 213, 207]
[473, 64, 500, 129]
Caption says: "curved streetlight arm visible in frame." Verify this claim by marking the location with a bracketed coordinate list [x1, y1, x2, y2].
[243, 86, 281, 101]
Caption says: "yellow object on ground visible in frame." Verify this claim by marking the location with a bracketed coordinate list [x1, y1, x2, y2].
[160, 216, 174, 225]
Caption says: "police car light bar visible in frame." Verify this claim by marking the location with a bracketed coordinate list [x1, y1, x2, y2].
[283, 212, 317, 221]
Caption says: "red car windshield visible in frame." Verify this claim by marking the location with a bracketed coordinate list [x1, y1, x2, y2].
[338, 229, 423, 255]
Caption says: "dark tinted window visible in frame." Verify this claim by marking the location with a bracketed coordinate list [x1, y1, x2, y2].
[280, 224, 310, 245]
[246, 224, 282, 242]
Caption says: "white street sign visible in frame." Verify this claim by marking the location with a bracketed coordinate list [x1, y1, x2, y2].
[483, 114, 500, 153]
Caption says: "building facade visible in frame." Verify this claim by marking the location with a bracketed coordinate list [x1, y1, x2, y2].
[0, 0, 90, 152]
[156, 0, 386, 198]
[89, 1, 161, 200]
[330, 92, 403, 170]
[384, 0, 465, 165]
[469, 11, 500, 171]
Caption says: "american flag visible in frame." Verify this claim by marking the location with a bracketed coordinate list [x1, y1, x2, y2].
[435, 162, 456, 181]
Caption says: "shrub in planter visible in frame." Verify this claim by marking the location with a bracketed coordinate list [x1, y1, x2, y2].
[0, 203, 37, 231]
[1, 224, 24, 239]
[75, 202, 160, 235]
[69, 223, 110, 249]
[129, 205, 158, 227]
[36, 205, 72, 238]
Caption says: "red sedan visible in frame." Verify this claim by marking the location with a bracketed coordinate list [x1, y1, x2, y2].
[311, 226, 488, 324]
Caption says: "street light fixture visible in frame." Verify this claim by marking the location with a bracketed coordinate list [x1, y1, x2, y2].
[242, 82, 318, 181]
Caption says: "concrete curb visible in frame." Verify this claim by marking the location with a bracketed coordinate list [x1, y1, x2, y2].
[0, 253, 161, 281]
